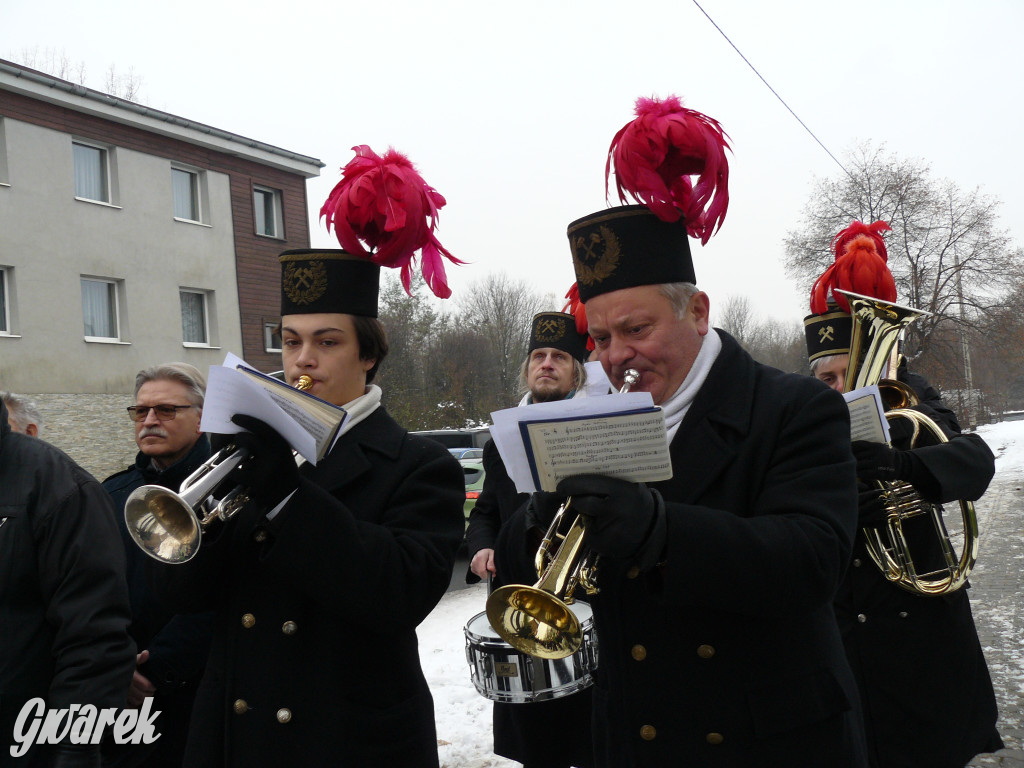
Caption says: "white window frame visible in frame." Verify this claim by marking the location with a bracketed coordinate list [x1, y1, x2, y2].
[264, 320, 282, 353]
[81, 277, 124, 342]
[0, 118, 10, 187]
[171, 166, 202, 223]
[254, 185, 283, 238]
[180, 289, 211, 347]
[73, 140, 112, 203]
[0, 267, 10, 335]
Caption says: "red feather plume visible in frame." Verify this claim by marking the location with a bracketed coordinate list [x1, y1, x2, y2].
[810, 221, 896, 314]
[606, 95, 731, 244]
[320, 145, 464, 298]
[561, 283, 594, 351]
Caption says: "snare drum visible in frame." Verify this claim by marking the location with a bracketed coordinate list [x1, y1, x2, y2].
[464, 602, 597, 703]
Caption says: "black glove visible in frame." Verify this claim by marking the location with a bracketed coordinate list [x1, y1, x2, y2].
[524, 491, 565, 533]
[851, 440, 912, 482]
[49, 743, 101, 768]
[857, 482, 889, 526]
[556, 474, 667, 571]
[224, 414, 300, 510]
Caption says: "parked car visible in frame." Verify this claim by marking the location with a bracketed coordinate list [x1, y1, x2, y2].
[449, 447, 484, 461]
[461, 458, 485, 522]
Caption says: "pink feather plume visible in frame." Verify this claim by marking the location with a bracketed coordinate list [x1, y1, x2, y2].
[606, 95, 731, 244]
[320, 145, 463, 298]
[810, 221, 896, 314]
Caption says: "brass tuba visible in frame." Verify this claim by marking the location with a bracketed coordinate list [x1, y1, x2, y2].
[485, 369, 639, 660]
[837, 290, 978, 595]
[124, 375, 312, 564]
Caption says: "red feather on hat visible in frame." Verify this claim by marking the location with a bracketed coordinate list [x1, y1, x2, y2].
[561, 283, 594, 351]
[810, 221, 896, 314]
[606, 95, 731, 245]
[320, 145, 464, 298]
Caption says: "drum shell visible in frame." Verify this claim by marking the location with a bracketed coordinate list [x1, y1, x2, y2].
[464, 603, 598, 703]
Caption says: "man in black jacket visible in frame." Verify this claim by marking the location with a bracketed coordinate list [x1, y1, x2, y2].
[1, 397, 135, 768]
[152, 248, 465, 768]
[101, 362, 214, 768]
[465, 311, 593, 768]
[804, 220, 1002, 768]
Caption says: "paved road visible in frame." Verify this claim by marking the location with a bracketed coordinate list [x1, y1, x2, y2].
[966, 466, 1024, 767]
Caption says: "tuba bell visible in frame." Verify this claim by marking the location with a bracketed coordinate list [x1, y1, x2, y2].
[485, 369, 639, 660]
[838, 290, 979, 596]
[124, 374, 312, 564]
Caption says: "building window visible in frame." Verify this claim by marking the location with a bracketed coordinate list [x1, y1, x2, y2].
[0, 268, 9, 333]
[73, 141, 109, 202]
[81, 277, 120, 339]
[0, 118, 9, 186]
[264, 320, 282, 353]
[254, 185, 283, 238]
[180, 289, 209, 345]
[172, 167, 200, 221]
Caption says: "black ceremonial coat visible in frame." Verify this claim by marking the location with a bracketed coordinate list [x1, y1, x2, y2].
[835, 368, 1002, 768]
[464, 438, 528, 584]
[153, 406, 465, 768]
[495, 331, 868, 768]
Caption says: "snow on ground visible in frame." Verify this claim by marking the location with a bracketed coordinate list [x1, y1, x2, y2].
[419, 419, 1024, 767]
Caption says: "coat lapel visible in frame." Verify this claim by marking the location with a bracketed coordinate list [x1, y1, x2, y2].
[300, 408, 403, 493]
[655, 332, 756, 503]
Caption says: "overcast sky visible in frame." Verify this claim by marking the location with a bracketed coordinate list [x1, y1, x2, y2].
[3, 0, 1021, 326]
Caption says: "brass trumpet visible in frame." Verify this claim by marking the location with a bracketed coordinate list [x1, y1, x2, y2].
[838, 290, 978, 595]
[124, 374, 312, 564]
[485, 369, 640, 660]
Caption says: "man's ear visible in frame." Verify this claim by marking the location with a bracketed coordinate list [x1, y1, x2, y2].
[25, 423, 39, 438]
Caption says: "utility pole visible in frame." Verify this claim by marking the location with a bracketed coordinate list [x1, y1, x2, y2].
[954, 248, 976, 429]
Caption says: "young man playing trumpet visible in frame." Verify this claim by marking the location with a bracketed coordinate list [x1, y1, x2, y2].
[153, 149, 466, 767]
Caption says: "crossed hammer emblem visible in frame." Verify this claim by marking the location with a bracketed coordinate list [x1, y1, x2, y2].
[818, 325, 835, 343]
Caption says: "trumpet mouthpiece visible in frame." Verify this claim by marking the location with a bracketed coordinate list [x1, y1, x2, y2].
[295, 375, 313, 391]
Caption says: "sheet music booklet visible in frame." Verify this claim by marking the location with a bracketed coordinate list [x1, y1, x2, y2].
[491, 391, 673, 493]
[843, 384, 891, 444]
[200, 353, 347, 464]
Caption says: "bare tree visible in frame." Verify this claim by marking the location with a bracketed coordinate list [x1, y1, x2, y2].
[715, 295, 755, 346]
[458, 273, 548, 405]
[103, 64, 144, 102]
[784, 141, 1023, 383]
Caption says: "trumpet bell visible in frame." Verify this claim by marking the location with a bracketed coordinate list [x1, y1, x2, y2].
[486, 585, 582, 660]
[124, 486, 202, 564]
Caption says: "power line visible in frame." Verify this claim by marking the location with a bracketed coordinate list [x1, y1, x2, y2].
[692, 0, 854, 182]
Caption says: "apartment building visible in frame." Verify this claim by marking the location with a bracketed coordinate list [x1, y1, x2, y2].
[0, 58, 323, 396]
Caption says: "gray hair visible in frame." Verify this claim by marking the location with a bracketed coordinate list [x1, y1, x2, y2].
[657, 282, 700, 319]
[134, 362, 207, 407]
[810, 354, 845, 376]
[1, 391, 44, 435]
[517, 356, 588, 398]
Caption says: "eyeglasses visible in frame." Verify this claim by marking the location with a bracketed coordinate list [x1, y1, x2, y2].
[126, 404, 194, 423]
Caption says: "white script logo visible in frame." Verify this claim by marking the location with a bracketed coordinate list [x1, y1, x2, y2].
[10, 698, 161, 757]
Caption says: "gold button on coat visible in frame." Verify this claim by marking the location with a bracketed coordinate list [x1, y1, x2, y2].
[630, 645, 647, 661]
[282, 621, 298, 635]
[639, 725, 656, 741]
[626, 566, 641, 579]
[253, 529, 268, 543]
[241, 613, 255, 629]
[706, 732, 724, 745]
[697, 644, 715, 659]
[276, 708, 292, 723]
[857, 613, 867, 623]
[233, 699, 248, 715]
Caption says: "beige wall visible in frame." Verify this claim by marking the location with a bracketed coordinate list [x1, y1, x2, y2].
[0, 117, 242, 394]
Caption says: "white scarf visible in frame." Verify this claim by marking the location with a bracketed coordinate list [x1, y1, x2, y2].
[337, 384, 382, 437]
[659, 328, 722, 443]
